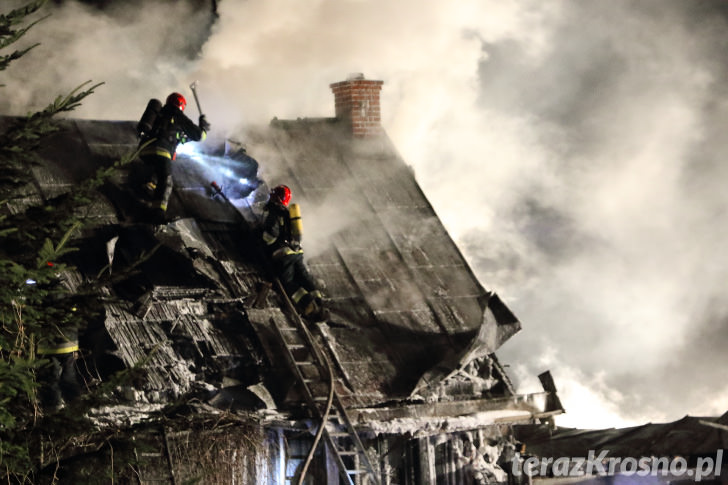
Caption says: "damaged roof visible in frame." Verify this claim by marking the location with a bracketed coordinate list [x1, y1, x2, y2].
[3, 112, 558, 428]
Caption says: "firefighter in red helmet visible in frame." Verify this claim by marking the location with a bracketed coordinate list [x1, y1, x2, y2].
[261, 185, 329, 322]
[136, 92, 210, 222]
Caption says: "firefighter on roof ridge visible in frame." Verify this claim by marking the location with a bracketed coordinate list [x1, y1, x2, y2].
[261, 185, 329, 322]
[136, 92, 210, 221]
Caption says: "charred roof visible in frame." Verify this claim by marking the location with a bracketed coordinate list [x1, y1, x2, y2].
[1, 90, 558, 429]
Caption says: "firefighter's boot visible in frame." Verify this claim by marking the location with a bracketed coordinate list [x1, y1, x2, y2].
[302, 299, 330, 323]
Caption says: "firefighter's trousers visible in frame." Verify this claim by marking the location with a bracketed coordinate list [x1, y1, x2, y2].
[140, 153, 173, 211]
[37, 352, 83, 409]
[272, 252, 319, 311]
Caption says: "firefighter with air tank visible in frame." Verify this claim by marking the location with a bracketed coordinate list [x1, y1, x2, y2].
[136, 91, 210, 221]
[261, 185, 329, 322]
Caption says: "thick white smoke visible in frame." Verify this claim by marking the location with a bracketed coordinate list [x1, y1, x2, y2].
[3, 0, 728, 429]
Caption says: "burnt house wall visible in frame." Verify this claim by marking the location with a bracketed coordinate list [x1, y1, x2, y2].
[39, 420, 270, 485]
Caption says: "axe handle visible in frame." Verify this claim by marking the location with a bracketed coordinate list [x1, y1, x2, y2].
[190, 84, 203, 116]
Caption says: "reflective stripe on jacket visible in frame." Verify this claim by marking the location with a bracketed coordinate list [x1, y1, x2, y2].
[37, 341, 79, 355]
[37, 328, 79, 355]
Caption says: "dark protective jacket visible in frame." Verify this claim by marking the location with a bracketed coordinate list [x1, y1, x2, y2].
[260, 200, 322, 315]
[261, 200, 303, 259]
[139, 104, 206, 160]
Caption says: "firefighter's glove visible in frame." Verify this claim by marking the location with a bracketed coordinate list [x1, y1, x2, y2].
[199, 115, 211, 133]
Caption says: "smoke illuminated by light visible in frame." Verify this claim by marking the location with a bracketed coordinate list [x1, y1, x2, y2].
[175, 141, 203, 158]
[174, 139, 261, 203]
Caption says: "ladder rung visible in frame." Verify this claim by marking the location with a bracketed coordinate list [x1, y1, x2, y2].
[287, 343, 306, 350]
[294, 360, 314, 366]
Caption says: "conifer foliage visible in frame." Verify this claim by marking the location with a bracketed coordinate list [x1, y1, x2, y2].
[0, 1, 43, 75]
[0, 2, 128, 481]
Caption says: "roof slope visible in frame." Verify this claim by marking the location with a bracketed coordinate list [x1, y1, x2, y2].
[244, 118, 521, 400]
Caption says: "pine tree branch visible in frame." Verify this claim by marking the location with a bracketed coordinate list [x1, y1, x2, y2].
[0, 43, 39, 71]
[0, 1, 47, 69]
[0, 16, 46, 51]
[0, 0, 46, 30]
[0, 81, 105, 188]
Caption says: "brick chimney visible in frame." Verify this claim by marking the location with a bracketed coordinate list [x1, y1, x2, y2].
[330, 73, 384, 137]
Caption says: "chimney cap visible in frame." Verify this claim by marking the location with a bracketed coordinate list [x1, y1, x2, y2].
[347, 72, 365, 81]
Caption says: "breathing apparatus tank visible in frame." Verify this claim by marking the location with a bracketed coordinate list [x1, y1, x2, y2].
[289, 203, 303, 244]
[137, 98, 162, 137]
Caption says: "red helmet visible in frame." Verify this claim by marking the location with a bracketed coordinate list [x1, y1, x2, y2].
[271, 185, 291, 206]
[166, 92, 186, 111]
